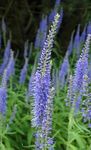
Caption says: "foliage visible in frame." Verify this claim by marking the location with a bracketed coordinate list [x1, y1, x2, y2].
[0, 1, 91, 150]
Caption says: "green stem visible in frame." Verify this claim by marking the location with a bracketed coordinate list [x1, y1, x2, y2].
[67, 107, 74, 150]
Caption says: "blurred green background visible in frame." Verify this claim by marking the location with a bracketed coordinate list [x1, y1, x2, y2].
[0, 0, 91, 53]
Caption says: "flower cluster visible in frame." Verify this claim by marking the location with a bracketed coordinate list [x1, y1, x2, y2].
[32, 13, 60, 149]
[35, 16, 47, 50]
[66, 34, 91, 118]
[80, 25, 87, 44]
[0, 50, 15, 116]
[0, 86, 7, 115]
[87, 22, 91, 34]
[0, 40, 11, 75]
[59, 52, 69, 88]
[1, 50, 15, 87]
[73, 34, 91, 93]
[19, 57, 28, 84]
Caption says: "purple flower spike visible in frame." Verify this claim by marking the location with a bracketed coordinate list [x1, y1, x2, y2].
[59, 52, 69, 88]
[80, 25, 87, 44]
[32, 14, 60, 150]
[34, 16, 47, 50]
[75, 95, 82, 114]
[19, 57, 28, 84]
[67, 30, 74, 56]
[73, 24, 80, 56]
[75, 34, 90, 112]
[27, 65, 36, 98]
[4, 40, 11, 59]
[88, 60, 91, 82]
[41, 87, 55, 150]
[81, 93, 91, 127]
[0, 40, 11, 75]
[73, 34, 91, 93]
[1, 50, 15, 87]
[0, 87, 7, 115]
[34, 29, 40, 49]
[6, 51, 15, 76]
[66, 34, 91, 117]
[87, 22, 91, 34]
[55, 0, 61, 6]
[40, 16, 48, 49]
[49, 0, 63, 32]
[49, 9, 57, 24]
[65, 75, 73, 107]
[88, 123, 91, 128]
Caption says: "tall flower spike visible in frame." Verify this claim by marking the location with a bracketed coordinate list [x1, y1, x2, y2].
[4, 40, 11, 59]
[73, 24, 80, 56]
[0, 40, 11, 75]
[59, 52, 69, 88]
[0, 51, 15, 116]
[81, 93, 91, 128]
[27, 63, 36, 97]
[0, 51, 8, 116]
[40, 16, 48, 49]
[0, 86, 7, 115]
[72, 34, 91, 93]
[88, 59, 91, 82]
[1, 50, 15, 87]
[65, 34, 91, 114]
[41, 87, 55, 149]
[35, 87, 55, 150]
[65, 75, 73, 107]
[80, 25, 87, 44]
[26, 52, 39, 103]
[69, 34, 91, 112]
[67, 30, 74, 56]
[52, 68, 59, 91]
[38, 14, 60, 75]
[19, 57, 28, 84]
[49, 0, 62, 25]
[49, 9, 57, 25]
[32, 13, 60, 150]
[55, 0, 61, 7]
[34, 16, 47, 50]
[34, 29, 41, 49]
[87, 22, 91, 34]
[81, 74, 89, 96]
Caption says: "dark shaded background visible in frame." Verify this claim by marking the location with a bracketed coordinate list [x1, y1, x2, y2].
[0, 0, 91, 53]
